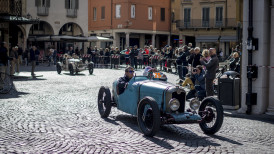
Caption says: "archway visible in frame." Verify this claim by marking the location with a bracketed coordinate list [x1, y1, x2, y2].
[59, 22, 83, 36]
[58, 22, 84, 54]
[9, 23, 25, 48]
[29, 21, 54, 36]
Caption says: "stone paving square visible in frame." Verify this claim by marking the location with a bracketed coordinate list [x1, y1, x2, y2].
[0, 65, 273, 153]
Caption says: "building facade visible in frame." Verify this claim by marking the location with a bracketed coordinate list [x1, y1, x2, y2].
[25, 0, 89, 52]
[0, 0, 39, 51]
[239, 0, 274, 115]
[88, 0, 171, 49]
[172, 0, 242, 57]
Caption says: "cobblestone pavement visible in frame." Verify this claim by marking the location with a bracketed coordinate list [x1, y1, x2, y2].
[0, 65, 273, 153]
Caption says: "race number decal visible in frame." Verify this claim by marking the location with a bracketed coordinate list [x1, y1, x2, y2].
[154, 73, 162, 78]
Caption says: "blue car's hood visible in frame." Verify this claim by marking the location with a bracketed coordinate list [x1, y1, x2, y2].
[137, 80, 174, 95]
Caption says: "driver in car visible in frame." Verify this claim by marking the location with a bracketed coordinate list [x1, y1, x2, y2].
[117, 66, 134, 95]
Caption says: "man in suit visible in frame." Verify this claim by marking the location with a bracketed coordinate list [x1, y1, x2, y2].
[200, 48, 219, 96]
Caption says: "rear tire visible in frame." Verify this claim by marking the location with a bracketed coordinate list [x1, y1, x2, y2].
[98, 86, 112, 118]
[137, 97, 160, 137]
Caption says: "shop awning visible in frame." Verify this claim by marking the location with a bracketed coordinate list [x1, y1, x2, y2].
[195, 36, 219, 42]
[220, 36, 237, 42]
[28, 35, 112, 42]
[86, 36, 113, 42]
[0, 16, 39, 24]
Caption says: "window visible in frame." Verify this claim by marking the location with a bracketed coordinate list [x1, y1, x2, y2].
[202, 7, 210, 27]
[184, 8, 191, 27]
[101, 6, 105, 20]
[35, 0, 50, 7]
[116, 4, 121, 18]
[61, 23, 73, 32]
[131, 5, 135, 18]
[32, 23, 44, 31]
[148, 7, 152, 20]
[216, 7, 223, 27]
[93, 7, 97, 21]
[161, 8, 165, 21]
[65, 0, 79, 9]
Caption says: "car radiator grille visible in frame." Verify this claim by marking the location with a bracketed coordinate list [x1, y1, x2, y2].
[172, 92, 186, 112]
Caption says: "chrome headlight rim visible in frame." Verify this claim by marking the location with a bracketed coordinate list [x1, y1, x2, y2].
[189, 98, 201, 110]
[169, 98, 180, 111]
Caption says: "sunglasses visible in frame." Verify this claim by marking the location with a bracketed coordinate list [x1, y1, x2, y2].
[127, 70, 135, 73]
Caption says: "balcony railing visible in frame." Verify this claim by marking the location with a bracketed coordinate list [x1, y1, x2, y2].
[176, 18, 237, 29]
[0, 0, 22, 16]
[66, 9, 77, 18]
[37, 7, 49, 16]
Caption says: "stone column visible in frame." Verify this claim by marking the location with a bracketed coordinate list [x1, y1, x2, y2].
[155, 35, 160, 49]
[151, 34, 156, 48]
[167, 34, 171, 46]
[140, 34, 145, 48]
[266, 1, 274, 115]
[126, 32, 130, 47]
[239, 0, 270, 114]
[113, 32, 120, 49]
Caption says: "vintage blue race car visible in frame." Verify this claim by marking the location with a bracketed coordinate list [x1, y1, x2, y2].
[98, 74, 224, 137]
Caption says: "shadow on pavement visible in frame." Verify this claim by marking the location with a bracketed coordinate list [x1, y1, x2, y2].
[107, 114, 222, 149]
[207, 134, 243, 145]
[63, 73, 86, 76]
[0, 90, 29, 99]
[13, 76, 47, 81]
[104, 116, 120, 126]
[224, 111, 274, 125]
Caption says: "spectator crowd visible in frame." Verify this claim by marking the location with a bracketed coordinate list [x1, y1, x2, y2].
[0, 41, 241, 99]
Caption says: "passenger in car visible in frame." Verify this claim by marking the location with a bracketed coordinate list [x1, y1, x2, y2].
[143, 66, 167, 81]
[117, 66, 134, 95]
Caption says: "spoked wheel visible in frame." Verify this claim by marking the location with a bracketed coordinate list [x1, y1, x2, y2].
[0, 74, 13, 94]
[69, 64, 74, 75]
[56, 63, 62, 74]
[137, 97, 160, 137]
[199, 97, 224, 134]
[88, 63, 94, 75]
[98, 86, 112, 118]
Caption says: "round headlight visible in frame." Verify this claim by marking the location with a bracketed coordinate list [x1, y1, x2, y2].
[190, 98, 201, 110]
[169, 98, 180, 111]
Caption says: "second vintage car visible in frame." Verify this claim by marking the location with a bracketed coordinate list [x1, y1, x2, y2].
[98, 73, 224, 137]
[56, 54, 94, 75]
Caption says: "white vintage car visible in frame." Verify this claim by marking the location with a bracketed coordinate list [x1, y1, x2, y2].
[56, 57, 94, 75]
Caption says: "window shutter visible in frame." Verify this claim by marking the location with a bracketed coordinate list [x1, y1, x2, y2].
[75, 0, 79, 9]
[101, 6, 105, 19]
[46, 0, 50, 7]
[220, 7, 223, 21]
[161, 8, 165, 21]
[65, 0, 69, 9]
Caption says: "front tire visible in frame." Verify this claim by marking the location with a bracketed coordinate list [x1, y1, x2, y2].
[137, 97, 160, 137]
[199, 97, 224, 134]
[69, 64, 74, 75]
[88, 63, 94, 75]
[98, 86, 112, 118]
[56, 63, 62, 74]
